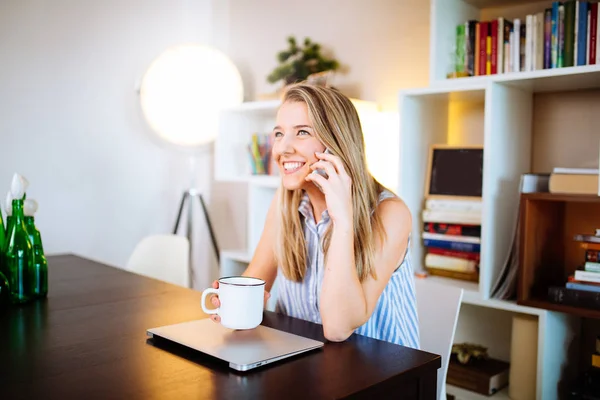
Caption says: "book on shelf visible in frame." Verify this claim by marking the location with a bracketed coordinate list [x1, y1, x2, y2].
[549, 172, 599, 195]
[424, 198, 482, 212]
[575, 234, 600, 244]
[424, 253, 478, 273]
[566, 281, 600, 293]
[446, 354, 510, 396]
[422, 209, 481, 225]
[422, 232, 481, 244]
[425, 267, 479, 283]
[451, 1, 600, 79]
[427, 247, 480, 261]
[423, 238, 480, 253]
[423, 222, 481, 237]
[548, 285, 600, 309]
[575, 270, 600, 283]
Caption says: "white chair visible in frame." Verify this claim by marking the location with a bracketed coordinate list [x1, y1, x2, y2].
[126, 234, 190, 288]
[415, 278, 464, 400]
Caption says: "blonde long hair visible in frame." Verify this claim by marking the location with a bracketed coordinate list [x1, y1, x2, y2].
[276, 83, 387, 283]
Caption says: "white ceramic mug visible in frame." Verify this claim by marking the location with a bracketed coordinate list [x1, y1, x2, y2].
[201, 276, 266, 330]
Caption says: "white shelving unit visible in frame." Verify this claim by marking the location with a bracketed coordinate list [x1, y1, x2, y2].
[214, 0, 599, 395]
[402, 0, 600, 398]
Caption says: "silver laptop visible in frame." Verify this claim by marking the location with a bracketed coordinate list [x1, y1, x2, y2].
[146, 318, 324, 371]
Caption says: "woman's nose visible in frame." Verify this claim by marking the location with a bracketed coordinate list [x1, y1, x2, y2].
[275, 135, 294, 155]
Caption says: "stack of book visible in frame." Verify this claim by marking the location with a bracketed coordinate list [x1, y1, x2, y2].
[421, 199, 482, 282]
[548, 231, 600, 309]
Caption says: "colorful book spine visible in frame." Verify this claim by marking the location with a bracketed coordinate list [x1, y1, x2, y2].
[427, 247, 480, 261]
[423, 222, 481, 237]
[590, 3, 598, 64]
[423, 238, 480, 253]
[422, 232, 481, 244]
[576, 0, 589, 66]
[552, 2, 559, 68]
[544, 8, 552, 68]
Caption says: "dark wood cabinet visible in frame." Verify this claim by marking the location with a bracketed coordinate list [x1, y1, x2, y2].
[517, 192, 600, 319]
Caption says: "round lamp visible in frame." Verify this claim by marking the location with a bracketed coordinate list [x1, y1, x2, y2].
[139, 44, 244, 149]
[138, 44, 243, 279]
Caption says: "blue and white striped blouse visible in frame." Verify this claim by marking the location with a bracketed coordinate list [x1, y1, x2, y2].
[275, 190, 420, 349]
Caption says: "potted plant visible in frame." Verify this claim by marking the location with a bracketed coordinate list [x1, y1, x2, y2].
[267, 36, 341, 87]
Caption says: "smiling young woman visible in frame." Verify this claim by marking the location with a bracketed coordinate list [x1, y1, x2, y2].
[211, 83, 420, 349]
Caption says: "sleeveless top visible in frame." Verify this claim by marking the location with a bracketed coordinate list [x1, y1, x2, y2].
[275, 189, 420, 349]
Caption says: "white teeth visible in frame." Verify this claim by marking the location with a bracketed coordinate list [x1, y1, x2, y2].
[283, 162, 304, 171]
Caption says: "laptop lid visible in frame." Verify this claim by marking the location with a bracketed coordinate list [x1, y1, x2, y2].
[147, 318, 324, 371]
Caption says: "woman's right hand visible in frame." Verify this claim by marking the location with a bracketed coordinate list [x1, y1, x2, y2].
[208, 279, 272, 324]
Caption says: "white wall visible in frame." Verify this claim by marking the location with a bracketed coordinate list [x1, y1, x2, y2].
[0, 0, 223, 289]
[0, 0, 430, 290]
[221, 0, 430, 110]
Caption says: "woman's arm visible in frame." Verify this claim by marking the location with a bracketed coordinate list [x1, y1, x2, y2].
[241, 187, 280, 292]
[319, 198, 412, 341]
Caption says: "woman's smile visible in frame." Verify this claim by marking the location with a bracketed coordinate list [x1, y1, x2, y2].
[281, 161, 307, 175]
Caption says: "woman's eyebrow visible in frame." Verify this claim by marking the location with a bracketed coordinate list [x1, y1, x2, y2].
[272, 124, 313, 130]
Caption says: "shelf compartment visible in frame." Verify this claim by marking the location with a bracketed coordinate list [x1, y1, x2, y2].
[399, 88, 487, 294]
[517, 193, 600, 318]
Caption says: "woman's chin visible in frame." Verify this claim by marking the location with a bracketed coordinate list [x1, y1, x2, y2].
[281, 174, 309, 191]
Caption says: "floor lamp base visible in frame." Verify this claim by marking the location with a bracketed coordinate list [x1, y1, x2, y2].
[173, 189, 220, 287]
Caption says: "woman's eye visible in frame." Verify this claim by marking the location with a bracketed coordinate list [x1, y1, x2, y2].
[273, 131, 283, 138]
[298, 130, 310, 136]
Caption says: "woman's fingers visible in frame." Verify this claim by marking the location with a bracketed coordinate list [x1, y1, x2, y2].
[316, 151, 347, 176]
[210, 314, 221, 323]
[310, 160, 336, 177]
[211, 295, 220, 307]
[305, 172, 328, 192]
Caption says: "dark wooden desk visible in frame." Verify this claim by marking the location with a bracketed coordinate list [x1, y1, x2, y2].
[0, 254, 440, 399]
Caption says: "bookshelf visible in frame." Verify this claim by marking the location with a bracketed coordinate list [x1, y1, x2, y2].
[214, 0, 598, 396]
[400, 0, 600, 398]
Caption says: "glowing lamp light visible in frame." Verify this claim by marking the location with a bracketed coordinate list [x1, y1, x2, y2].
[139, 44, 244, 149]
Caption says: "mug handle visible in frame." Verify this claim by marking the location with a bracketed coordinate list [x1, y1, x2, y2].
[201, 288, 220, 315]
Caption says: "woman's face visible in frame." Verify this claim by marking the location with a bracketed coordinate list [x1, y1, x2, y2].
[272, 101, 327, 191]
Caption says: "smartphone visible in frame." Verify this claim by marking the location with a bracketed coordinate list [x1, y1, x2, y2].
[311, 148, 332, 192]
[311, 148, 332, 177]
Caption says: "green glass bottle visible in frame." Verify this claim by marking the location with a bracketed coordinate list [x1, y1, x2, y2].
[0, 202, 6, 279]
[5, 193, 13, 242]
[5, 199, 34, 304]
[0, 203, 5, 250]
[24, 209, 48, 299]
[0, 270, 10, 307]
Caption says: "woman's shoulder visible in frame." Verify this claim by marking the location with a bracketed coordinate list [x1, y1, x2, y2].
[376, 189, 412, 233]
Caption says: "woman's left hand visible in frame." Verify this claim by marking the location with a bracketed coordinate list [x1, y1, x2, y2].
[305, 151, 353, 229]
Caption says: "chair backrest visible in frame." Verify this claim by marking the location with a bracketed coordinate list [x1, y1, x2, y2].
[126, 234, 190, 288]
[415, 278, 463, 400]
